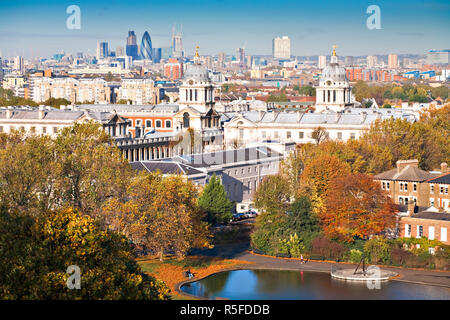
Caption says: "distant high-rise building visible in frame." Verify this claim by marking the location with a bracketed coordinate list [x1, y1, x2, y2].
[217, 52, 225, 69]
[140, 31, 153, 60]
[172, 26, 183, 58]
[152, 48, 162, 63]
[272, 36, 291, 60]
[160, 47, 172, 60]
[388, 53, 398, 69]
[126, 31, 139, 60]
[164, 58, 183, 80]
[13, 56, 24, 73]
[344, 56, 354, 66]
[237, 48, 245, 68]
[96, 42, 108, 60]
[318, 55, 326, 69]
[116, 46, 125, 57]
[246, 55, 253, 69]
[426, 49, 450, 65]
[366, 55, 378, 68]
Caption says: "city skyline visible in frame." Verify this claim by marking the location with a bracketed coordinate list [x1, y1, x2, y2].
[0, 0, 449, 59]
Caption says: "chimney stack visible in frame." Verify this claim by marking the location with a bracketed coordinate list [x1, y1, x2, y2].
[38, 106, 45, 120]
[396, 159, 419, 174]
[407, 197, 415, 216]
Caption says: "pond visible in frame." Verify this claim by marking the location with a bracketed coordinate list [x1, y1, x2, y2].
[180, 269, 450, 300]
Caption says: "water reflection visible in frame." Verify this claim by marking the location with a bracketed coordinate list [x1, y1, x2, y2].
[181, 269, 450, 300]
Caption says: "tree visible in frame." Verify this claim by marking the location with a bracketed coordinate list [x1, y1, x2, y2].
[103, 172, 211, 261]
[0, 207, 170, 299]
[286, 196, 320, 235]
[320, 173, 397, 243]
[309, 126, 328, 144]
[198, 174, 233, 225]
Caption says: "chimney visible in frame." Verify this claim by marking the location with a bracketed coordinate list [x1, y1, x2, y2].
[441, 163, 448, 174]
[38, 106, 45, 120]
[407, 197, 415, 216]
[6, 107, 13, 119]
[396, 159, 419, 174]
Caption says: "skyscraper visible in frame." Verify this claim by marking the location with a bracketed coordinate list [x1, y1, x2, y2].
[140, 31, 153, 60]
[272, 36, 291, 60]
[217, 52, 225, 69]
[116, 46, 125, 57]
[318, 55, 326, 69]
[172, 26, 183, 58]
[126, 31, 139, 60]
[13, 56, 24, 73]
[96, 42, 108, 60]
[237, 48, 245, 68]
[388, 53, 398, 69]
[367, 55, 378, 68]
[152, 48, 162, 63]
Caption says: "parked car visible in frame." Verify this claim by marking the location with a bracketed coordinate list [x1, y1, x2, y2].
[246, 210, 257, 218]
[232, 213, 245, 221]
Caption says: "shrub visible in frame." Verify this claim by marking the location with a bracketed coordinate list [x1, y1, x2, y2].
[278, 233, 305, 258]
[390, 248, 413, 266]
[311, 236, 348, 260]
[347, 249, 363, 263]
[364, 236, 391, 264]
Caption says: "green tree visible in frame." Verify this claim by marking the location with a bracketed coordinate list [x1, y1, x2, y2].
[198, 174, 233, 225]
[0, 207, 170, 299]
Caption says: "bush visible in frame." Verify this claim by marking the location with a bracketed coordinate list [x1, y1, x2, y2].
[347, 249, 363, 263]
[364, 236, 391, 264]
[311, 236, 348, 260]
[390, 248, 413, 266]
[278, 233, 305, 258]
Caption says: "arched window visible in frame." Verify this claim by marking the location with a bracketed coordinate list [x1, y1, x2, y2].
[165, 120, 172, 128]
[183, 112, 190, 128]
[145, 120, 152, 127]
[155, 120, 162, 128]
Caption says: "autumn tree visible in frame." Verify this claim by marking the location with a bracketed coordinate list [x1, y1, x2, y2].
[309, 126, 328, 144]
[198, 174, 233, 225]
[102, 172, 211, 261]
[320, 173, 397, 243]
[0, 206, 170, 300]
[299, 155, 351, 215]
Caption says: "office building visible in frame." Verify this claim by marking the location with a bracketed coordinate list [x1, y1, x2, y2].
[272, 36, 291, 60]
[388, 53, 398, 69]
[126, 31, 139, 60]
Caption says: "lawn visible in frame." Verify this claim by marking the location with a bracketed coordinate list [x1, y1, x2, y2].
[138, 255, 252, 300]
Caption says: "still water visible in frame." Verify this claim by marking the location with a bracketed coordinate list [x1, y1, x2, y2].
[181, 269, 450, 300]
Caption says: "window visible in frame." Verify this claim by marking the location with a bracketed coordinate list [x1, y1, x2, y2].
[386, 182, 390, 190]
[429, 226, 435, 240]
[446, 187, 449, 195]
[42, 127, 47, 134]
[417, 225, 423, 238]
[350, 132, 356, 140]
[145, 120, 152, 127]
[241, 168, 244, 174]
[165, 120, 171, 128]
[400, 183, 404, 191]
[337, 132, 342, 140]
[404, 197, 409, 205]
[440, 186, 444, 194]
[248, 167, 251, 173]
[239, 128, 244, 139]
[382, 182, 386, 189]
[135, 119, 142, 126]
[430, 199, 434, 207]
[404, 183, 408, 191]
[441, 227, 447, 242]
[405, 224, 411, 237]
[53, 127, 58, 134]
[261, 130, 266, 138]
[413, 183, 417, 192]
[274, 131, 279, 139]
[430, 185, 434, 193]
[286, 131, 291, 139]
[0, 126, 3, 132]
[155, 120, 162, 128]
[299, 132, 304, 139]
[399, 197, 403, 205]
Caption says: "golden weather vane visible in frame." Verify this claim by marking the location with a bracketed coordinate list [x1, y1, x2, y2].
[332, 44, 338, 56]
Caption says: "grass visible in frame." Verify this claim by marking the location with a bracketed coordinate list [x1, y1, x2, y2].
[137, 254, 252, 300]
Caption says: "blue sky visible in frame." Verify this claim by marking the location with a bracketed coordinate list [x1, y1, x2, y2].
[0, 0, 449, 58]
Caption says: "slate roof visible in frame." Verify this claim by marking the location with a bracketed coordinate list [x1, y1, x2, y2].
[427, 173, 450, 185]
[130, 161, 203, 175]
[374, 166, 438, 182]
[411, 211, 450, 222]
[0, 109, 84, 121]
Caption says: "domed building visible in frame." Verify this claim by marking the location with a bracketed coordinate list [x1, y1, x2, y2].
[315, 46, 355, 112]
[178, 46, 215, 114]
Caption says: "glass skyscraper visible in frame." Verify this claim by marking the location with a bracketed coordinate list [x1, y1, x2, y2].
[126, 31, 139, 60]
[140, 31, 153, 60]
